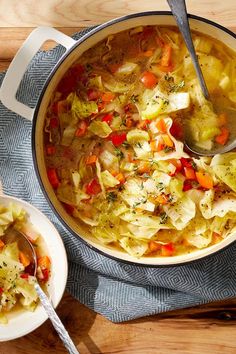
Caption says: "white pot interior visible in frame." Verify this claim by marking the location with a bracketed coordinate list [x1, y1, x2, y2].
[34, 13, 236, 266]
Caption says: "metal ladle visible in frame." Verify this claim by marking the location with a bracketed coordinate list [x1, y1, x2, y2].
[167, 0, 236, 156]
[2, 227, 79, 354]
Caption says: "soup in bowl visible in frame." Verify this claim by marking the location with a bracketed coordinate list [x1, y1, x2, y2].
[0, 195, 67, 341]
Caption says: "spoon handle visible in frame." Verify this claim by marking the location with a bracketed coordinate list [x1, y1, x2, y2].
[35, 283, 80, 354]
[167, 0, 210, 99]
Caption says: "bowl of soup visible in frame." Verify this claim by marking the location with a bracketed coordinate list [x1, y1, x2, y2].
[0, 194, 67, 341]
[1, 12, 236, 266]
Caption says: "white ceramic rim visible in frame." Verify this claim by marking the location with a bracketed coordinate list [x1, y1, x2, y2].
[0, 194, 68, 341]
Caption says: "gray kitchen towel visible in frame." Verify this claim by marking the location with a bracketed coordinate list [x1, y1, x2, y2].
[0, 28, 235, 323]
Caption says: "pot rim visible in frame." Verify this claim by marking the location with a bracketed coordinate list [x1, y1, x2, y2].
[32, 11, 236, 268]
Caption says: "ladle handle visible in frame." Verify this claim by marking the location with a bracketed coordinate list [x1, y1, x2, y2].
[35, 283, 80, 354]
[167, 0, 210, 99]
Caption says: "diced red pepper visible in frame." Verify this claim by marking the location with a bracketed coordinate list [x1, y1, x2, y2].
[110, 132, 127, 146]
[183, 180, 193, 192]
[50, 117, 59, 128]
[20, 273, 29, 279]
[170, 121, 183, 139]
[47, 168, 60, 189]
[161, 44, 172, 67]
[86, 178, 102, 195]
[0, 287, 4, 294]
[161, 243, 175, 256]
[41, 268, 50, 282]
[180, 158, 193, 169]
[102, 113, 113, 125]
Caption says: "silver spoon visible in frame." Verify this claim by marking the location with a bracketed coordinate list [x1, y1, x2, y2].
[2, 227, 79, 354]
[167, 0, 236, 156]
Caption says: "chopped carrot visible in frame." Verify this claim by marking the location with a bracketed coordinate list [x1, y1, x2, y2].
[162, 134, 174, 147]
[0, 239, 5, 249]
[156, 118, 167, 133]
[218, 113, 228, 126]
[161, 44, 172, 67]
[137, 119, 150, 130]
[150, 140, 157, 152]
[86, 155, 98, 165]
[161, 243, 175, 257]
[157, 139, 165, 151]
[156, 64, 174, 73]
[196, 171, 214, 189]
[127, 153, 134, 163]
[215, 127, 229, 145]
[141, 50, 154, 57]
[137, 162, 151, 174]
[115, 172, 126, 184]
[125, 117, 135, 128]
[155, 194, 169, 205]
[101, 92, 116, 102]
[38, 256, 51, 270]
[184, 167, 196, 180]
[19, 252, 30, 268]
[212, 232, 223, 244]
[140, 71, 158, 89]
[149, 241, 161, 252]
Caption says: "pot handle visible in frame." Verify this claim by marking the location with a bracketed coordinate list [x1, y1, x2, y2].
[0, 27, 76, 121]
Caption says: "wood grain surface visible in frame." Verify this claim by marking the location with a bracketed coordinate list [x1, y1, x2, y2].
[1, 1, 236, 353]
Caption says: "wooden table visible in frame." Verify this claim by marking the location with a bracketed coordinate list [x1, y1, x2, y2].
[1, 1, 236, 353]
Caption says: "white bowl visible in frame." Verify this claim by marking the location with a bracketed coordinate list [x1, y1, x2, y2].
[0, 194, 68, 341]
